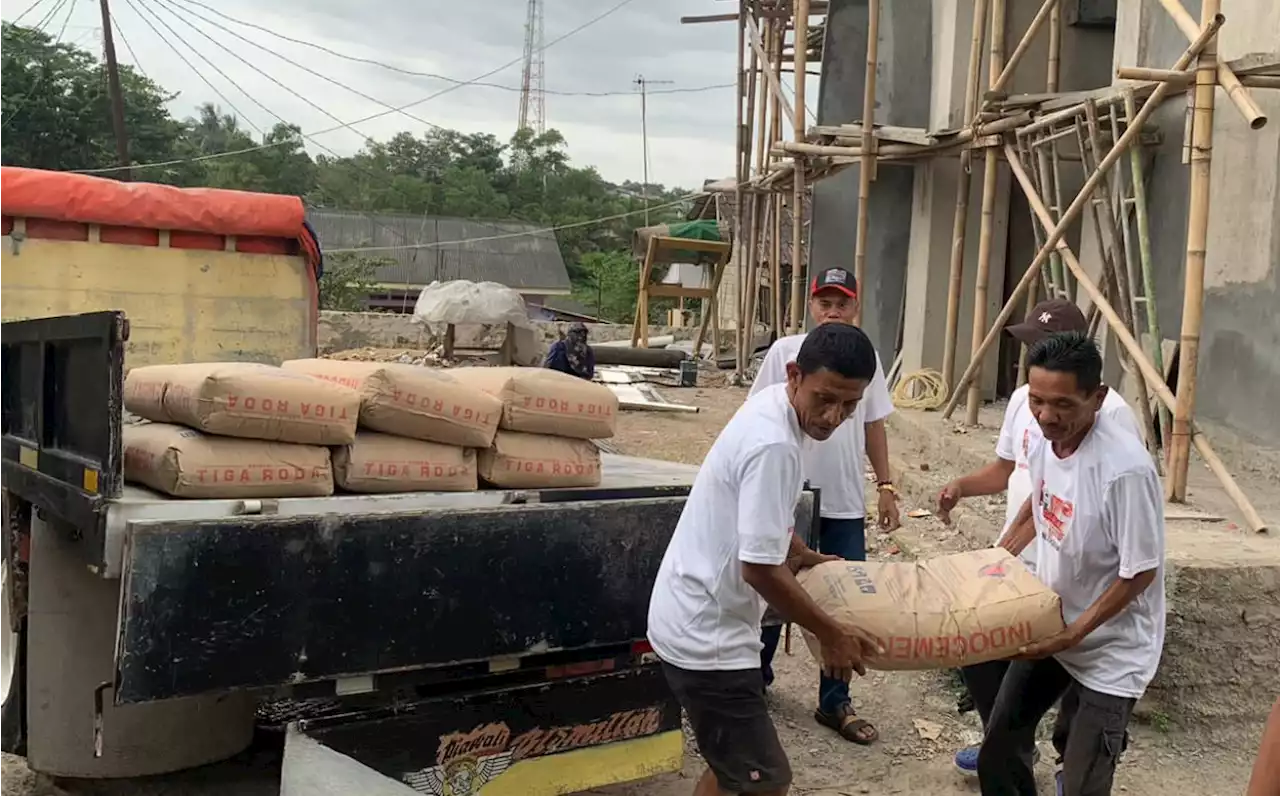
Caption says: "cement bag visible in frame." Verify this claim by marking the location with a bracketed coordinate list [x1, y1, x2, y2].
[333, 432, 477, 493]
[450, 367, 618, 439]
[123, 423, 333, 498]
[124, 362, 359, 445]
[478, 431, 602, 488]
[281, 359, 500, 448]
[797, 548, 1065, 670]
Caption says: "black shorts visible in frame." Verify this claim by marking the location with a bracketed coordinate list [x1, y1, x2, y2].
[661, 662, 791, 793]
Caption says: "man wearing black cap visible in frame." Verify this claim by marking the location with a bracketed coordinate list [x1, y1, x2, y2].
[748, 266, 898, 745]
[936, 298, 1143, 782]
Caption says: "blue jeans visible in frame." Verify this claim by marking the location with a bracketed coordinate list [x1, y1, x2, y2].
[760, 517, 867, 713]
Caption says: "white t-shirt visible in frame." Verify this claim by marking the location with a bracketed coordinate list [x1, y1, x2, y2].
[1026, 413, 1166, 699]
[996, 385, 1144, 571]
[748, 333, 893, 519]
[647, 384, 806, 671]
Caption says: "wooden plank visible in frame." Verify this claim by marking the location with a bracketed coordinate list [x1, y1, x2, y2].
[651, 236, 732, 254]
[810, 123, 937, 147]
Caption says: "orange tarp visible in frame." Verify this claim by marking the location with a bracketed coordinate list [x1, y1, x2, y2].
[0, 167, 306, 240]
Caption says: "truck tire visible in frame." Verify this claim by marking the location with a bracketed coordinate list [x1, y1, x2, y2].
[25, 515, 257, 778]
[0, 563, 24, 755]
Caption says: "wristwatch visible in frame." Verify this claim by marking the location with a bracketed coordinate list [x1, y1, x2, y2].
[877, 481, 897, 495]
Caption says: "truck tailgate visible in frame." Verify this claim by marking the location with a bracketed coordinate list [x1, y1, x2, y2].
[114, 492, 818, 704]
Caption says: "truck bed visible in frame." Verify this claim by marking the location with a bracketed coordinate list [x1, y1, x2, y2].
[100, 454, 699, 578]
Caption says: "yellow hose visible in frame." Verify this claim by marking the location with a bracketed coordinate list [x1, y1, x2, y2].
[892, 368, 949, 410]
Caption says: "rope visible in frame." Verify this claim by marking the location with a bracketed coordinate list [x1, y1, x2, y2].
[892, 369, 949, 410]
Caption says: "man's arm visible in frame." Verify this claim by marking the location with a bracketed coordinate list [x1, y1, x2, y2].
[939, 392, 1024, 521]
[999, 497, 1036, 556]
[1248, 697, 1280, 796]
[862, 355, 900, 530]
[734, 444, 879, 678]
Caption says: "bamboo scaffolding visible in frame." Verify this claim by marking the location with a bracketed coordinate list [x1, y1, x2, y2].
[1002, 141, 1267, 534]
[851, 0, 881, 326]
[941, 13, 1225, 419]
[941, 0, 989, 392]
[965, 0, 1006, 425]
[1156, 0, 1267, 130]
[1169, 0, 1222, 501]
[789, 0, 811, 334]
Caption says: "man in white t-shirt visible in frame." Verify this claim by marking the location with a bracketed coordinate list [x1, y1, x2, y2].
[978, 331, 1165, 796]
[750, 267, 897, 745]
[648, 323, 884, 796]
[936, 299, 1145, 778]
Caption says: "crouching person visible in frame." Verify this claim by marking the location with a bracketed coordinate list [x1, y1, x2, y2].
[980, 332, 1165, 796]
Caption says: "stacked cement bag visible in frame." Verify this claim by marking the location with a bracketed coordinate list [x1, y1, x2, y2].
[122, 362, 358, 498]
[282, 359, 494, 493]
[449, 367, 618, 489]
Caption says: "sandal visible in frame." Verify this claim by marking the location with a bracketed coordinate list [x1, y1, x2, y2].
[815, 703, 879, 745]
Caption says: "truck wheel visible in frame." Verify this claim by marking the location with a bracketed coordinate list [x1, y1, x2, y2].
[1, 594, 25, 754]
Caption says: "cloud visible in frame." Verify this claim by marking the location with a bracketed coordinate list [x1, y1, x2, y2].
[6, 0, 743, 189]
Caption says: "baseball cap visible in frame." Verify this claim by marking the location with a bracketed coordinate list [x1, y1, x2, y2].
[1005, 298, 1088, 345]
[810, 267, 858, 298]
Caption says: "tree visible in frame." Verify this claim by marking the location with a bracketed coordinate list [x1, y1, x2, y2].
[572, 251, 639, 324]
[317, 252, 388, 311]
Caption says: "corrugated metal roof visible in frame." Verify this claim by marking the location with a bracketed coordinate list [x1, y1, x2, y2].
[308, 209, 571, 292]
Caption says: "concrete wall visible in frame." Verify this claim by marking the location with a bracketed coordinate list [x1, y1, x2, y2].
[808, 0, 933, 355]
[1111, 0, 1280, 445]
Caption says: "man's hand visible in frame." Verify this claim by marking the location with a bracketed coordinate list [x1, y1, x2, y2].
[786, 549, 840, 575]
[937, 481, 963, 525]
[1012, 625, 1084, 661]
[876, 488, 900, 532]
[817, 622, 883, 682]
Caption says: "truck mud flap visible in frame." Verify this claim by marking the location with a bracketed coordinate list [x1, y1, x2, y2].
[281, 665, 682, 796]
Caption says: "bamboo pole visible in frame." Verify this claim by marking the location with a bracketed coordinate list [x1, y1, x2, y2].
[1046, 0, 1061, 93]
[851, 0, 881, 327]
[964, 0, 1005, 425]
[744, 16, 797, 133]
[738, 8, 763, 381]
[733, 9, 750, 372]
[941, 13, 1225, 419]
[1081, 101, 1158, 456]
[1123, 90, 1171, 446]
[1155, 0, 1267, 130]
[1003, 141, 1267, 533]
[990, 0, 1058, 96]
[1168, 0, 1221, 501]
[941, 0, 989, 392]
[789, 0, 811, 334]
[772, 193, 783, 337]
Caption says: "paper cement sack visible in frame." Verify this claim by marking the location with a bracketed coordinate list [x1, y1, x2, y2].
[124, 362, 359, 445]
[123, 422, 333, 498]
[478, 431, 602, 488]
[280, 359, 500, 448]
[797, 548, 1065, 671]
[332, 432, 477, 493]
[448, 367, 618, 440]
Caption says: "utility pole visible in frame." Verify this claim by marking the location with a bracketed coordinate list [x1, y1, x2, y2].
[633, 76, 673, 226]
[99, 0, 131, 180]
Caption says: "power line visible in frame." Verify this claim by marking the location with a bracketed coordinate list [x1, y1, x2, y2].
[156, 0, 444, 133]
[124, 0, 265, 136]
[74, 0, 642, 175]
[327, 193, 700, 254]
[165, 0, 715, 99]
[3, 0, 79, 132]
[10, 0, 51, 25]
[30, 0, 71, 32]
[109, 10, 147, 78]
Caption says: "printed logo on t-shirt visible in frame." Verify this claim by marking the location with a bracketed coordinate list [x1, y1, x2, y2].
[1018, 428, 1031, 470]
[1036, 479, 1074, 549]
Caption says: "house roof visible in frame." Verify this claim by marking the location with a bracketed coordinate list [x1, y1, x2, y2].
[308, 209, 571, 293]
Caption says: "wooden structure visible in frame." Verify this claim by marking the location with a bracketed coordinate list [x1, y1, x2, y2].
[685, 0, 1278, 533]
[630, 235, 731, 361]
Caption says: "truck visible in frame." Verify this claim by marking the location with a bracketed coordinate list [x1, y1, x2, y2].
[0, 168, 818, 794]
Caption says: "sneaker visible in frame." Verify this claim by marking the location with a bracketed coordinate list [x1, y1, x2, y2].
[954, 745, 1041, 778]
[954, 746, 979, 778]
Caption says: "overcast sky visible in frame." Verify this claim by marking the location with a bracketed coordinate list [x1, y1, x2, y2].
[3, 0, 813, 190]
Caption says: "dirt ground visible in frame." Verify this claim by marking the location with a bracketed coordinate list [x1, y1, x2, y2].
[2, 384, 1264, 795]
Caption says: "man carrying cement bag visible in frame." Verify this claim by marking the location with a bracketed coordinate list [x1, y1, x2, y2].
[647, 324, 883, 796]
[977, 332, 1165, 796]
[935, 299, 1143, 779]
[750, 267, 897, 745]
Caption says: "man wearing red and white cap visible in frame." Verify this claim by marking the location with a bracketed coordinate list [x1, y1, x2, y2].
[937, 298, 1145, 783]
[750, 266, 898, 745]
